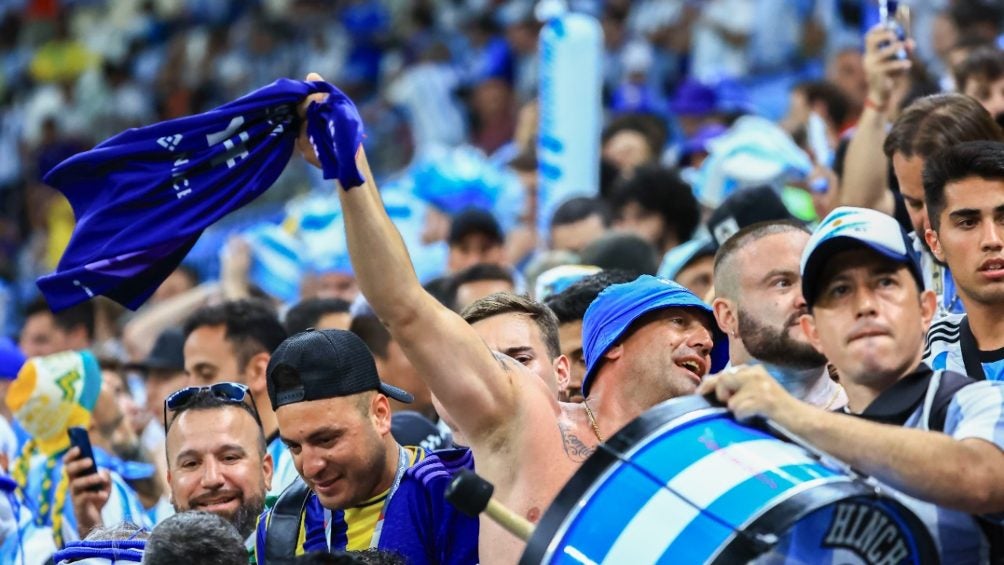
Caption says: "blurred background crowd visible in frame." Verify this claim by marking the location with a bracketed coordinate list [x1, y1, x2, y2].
[0, 0, 1002, 354]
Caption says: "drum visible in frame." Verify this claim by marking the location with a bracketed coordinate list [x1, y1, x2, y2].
[521, 396, 937, 565]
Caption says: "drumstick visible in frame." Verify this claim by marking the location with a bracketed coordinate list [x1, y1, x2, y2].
[445, 469, 535, 541]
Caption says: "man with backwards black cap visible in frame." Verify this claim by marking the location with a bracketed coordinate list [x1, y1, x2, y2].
[293, 73, 729, 564]
[700, 207, 1004, 564]
[253, 328, 426, 562]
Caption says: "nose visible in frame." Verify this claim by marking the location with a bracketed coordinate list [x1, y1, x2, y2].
[980, 219, 1004, 252]
[200, 458, 225, 489]
[301, 447, 327, 480]
[852, 286, 879, 318]
[686, 322, 714, 358]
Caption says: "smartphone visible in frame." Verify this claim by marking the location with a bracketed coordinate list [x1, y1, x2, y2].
[875, 1, 910, 60]
[67, 426, 99, 481]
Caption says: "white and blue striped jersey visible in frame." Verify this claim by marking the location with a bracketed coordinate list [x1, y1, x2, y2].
[924, 313, 1004, 381]
[857, 368, 1004, 563]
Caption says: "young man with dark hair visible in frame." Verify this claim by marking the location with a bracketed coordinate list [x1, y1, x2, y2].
[712, 220, 847, 409]
[19, 297, 94, 357]
[255, 329, 425, 560]
[182, 299, 295, 497]
[609, 165, 700, 256]
[285, 298, 352, 335]
[145, 511, 248, 565]
[544, 270, 639, 402]
[446, 263, 515, 312]
[701, 207, 1004, 563]
[923, 140, 1004, 382]
[548, 197, 610, 254]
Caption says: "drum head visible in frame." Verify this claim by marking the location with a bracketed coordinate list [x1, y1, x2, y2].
[521, 396, 937, 565]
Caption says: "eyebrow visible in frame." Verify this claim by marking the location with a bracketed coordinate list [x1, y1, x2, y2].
[759, 268, 798, 284]
[501, 346, 534, 359]
[173, 443, 246, 464]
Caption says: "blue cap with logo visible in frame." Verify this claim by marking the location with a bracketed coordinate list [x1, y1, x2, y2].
[580, 275, 728, 397]
[800, 206, 923, 308]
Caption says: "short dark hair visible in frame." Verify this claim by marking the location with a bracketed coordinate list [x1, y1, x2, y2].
[446, 263, 515, 310]
[955, 46, 1004, 92]
[610, 165, 700, 245]
[460, 293, 561, 360]
[798, 81, 851, 128]
[884, 93, 1003, 160]
[24, 297, 95, 340]
[164, 389, 266, 457]
[601, 114, 667, 160]
[550, 197, 611, 229]
[923, 141, 1004, 231]
[183, 299, 287, 368]
[349, 314, 392, 359]
[950, 0, 1004, 35]
[144, 511, 247, 565]
[544, 270, 639, 324]
[713, 220, 811, 299]
[285, 298, 351, 335]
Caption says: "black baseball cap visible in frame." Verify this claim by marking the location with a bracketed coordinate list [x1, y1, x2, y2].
[126, 327, 185, 373]
[266, 329, 414, 410]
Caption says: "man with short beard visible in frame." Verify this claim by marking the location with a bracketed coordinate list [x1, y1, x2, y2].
[163, 385, 272, 545]
[712, 220, 848, 410]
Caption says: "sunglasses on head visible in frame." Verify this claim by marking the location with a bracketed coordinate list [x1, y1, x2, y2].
[163, 382, 261, 430]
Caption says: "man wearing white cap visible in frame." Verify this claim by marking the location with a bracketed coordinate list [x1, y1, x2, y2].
[701, 207, 1004, 564]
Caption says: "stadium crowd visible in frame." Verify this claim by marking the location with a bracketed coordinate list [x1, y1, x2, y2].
[0, 0, 1004, 563]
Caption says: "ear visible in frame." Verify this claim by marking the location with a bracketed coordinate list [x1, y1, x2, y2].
[261, 452, 274, 493]
[800, 312, 825, 355]
[371, 394, 392, 436]
[245, 352, 271, 395]
[711, 297, 737, 337]
[604, 343, 624, 363]
[552, 354, 571, 393]
[919, 289, 937, 333]
[924, 228, 946, 264]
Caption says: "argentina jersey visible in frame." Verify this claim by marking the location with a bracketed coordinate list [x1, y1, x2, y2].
[924, 313, 1004, 381]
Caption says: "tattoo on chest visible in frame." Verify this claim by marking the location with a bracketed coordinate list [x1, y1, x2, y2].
[558, 421, 595, 461]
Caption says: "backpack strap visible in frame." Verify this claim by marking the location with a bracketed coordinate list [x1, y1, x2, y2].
[927, 370, 977, 433]
[263, 479, 311, 564]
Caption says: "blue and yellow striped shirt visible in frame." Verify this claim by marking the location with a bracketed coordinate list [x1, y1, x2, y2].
[253, 445, 426, 563]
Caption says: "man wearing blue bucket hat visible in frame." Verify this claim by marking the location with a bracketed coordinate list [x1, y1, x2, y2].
[292, 72, 730, 563]
[700, 207, 1004, 564]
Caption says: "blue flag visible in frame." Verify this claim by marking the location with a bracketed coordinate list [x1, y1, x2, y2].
[37, 79, 364, 311]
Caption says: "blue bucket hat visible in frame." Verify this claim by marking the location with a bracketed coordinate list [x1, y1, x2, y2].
[580, 275, 728, 397]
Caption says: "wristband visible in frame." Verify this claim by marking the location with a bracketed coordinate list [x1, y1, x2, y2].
[864, 97, 887, 113]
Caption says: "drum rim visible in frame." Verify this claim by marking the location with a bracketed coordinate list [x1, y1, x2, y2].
[523, 395, 728, 565]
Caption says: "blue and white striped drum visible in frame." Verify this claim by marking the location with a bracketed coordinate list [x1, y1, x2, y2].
[521, 396, 937, 565]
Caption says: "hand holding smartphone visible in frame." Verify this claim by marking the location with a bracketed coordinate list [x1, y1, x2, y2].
[66, 426, 100, 491]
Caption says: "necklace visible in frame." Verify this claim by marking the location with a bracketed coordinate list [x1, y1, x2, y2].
[582, 398, 604, 443]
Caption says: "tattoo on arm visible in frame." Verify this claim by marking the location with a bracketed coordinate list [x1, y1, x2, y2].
[558, 421, 595, 462]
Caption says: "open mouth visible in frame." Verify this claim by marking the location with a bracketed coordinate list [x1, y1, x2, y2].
[674, 358, 706, 383]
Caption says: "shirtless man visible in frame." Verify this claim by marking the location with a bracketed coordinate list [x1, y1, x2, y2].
[296, 74, 728, 562]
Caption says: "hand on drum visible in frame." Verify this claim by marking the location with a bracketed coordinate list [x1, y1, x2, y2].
[697, 365, 804, 424]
